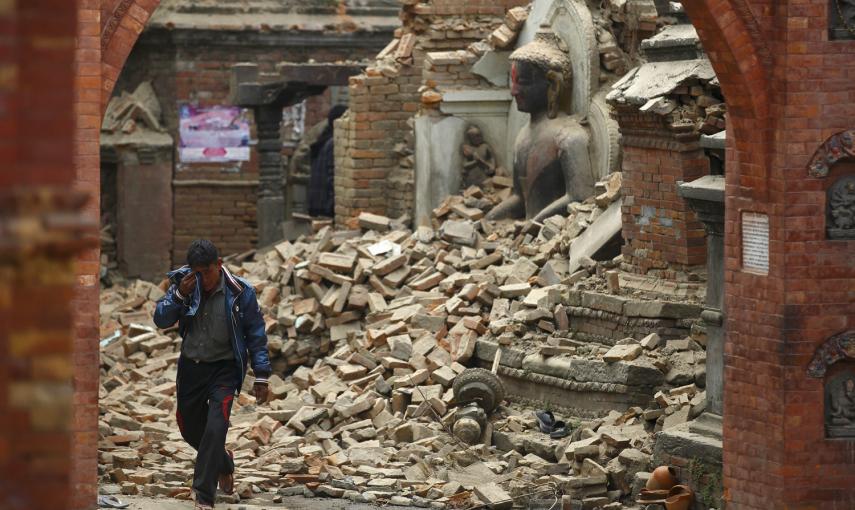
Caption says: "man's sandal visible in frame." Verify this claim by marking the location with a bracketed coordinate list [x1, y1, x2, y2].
[97, 496, 129, 509]
[218, 450, 235, 495]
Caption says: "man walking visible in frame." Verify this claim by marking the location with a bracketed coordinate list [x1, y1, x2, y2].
[154, 239, 272, 509]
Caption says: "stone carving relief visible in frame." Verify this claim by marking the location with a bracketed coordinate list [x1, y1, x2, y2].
[807, 130, 855, 178]
[807, 330, 855, 378]
[805, 131, 855, 239]
[808, 331, 855, 438]
[460, 125, 500, 189]
[102, 0, 136, 51]
[828, 175, 855, 239]
[826, 371, 855, 438]
[831, 0, 855, 39]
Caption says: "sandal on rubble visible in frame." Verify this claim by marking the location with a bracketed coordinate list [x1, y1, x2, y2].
[534, 410, 556, 433]
[549, 421, 571, 439]
[97, 496, 129, 509]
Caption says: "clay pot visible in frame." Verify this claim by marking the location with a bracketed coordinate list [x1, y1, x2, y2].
[646, 466, 678, 490]
[665, 485, 694, 510]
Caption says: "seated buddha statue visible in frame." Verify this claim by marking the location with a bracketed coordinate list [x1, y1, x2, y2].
[486, 26, 596, 222]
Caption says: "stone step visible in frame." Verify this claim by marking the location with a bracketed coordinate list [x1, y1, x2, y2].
[474, 340, 665, 418]
[688, 412, 722, 440]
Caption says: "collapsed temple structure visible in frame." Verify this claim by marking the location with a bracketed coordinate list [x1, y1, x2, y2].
[95, 1, 734, 508]
[3, 0, 855, 509]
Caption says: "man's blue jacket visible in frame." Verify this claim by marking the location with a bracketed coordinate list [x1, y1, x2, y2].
[153, 265, 272, 391]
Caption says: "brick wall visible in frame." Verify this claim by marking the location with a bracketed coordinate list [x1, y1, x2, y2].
[413, 0, 529, 16]
[682, 0, 855, 508]
[424, 50, 492, 89]
[615, 110, 710, 276]
[115, 27, 388, 260]
[335, 51, 422, 223]
[335, 0, 527, 225]
[610, 71, 724, 278]
[101, 0, 159, 106]
[172, 181, 259, 263]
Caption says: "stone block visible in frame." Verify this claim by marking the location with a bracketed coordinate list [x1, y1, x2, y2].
[603, 344, 642, 363]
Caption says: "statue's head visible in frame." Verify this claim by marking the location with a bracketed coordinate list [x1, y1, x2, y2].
[466, 125, 484, 145]
[509, 26, 572, 119]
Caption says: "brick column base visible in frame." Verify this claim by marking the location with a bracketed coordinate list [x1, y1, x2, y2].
[614, 108, 709, 278]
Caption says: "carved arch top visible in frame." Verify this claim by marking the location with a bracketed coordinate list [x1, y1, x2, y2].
[808, 130, 855, 178]
[808, 330, 855, 378]
[101, 0, 136, 52]
[681, 0, 771, 121]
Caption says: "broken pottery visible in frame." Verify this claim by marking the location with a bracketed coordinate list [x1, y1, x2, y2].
[646, 465, 678, 490]
[664, 485, 694, 510]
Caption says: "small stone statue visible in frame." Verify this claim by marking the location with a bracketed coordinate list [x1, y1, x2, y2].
[486, 26, 596, 222]
[842, 0, 855, 27]
[461, 125, 498, 188]
[829, 377, 855, 426]
[829, 176, 855, 237]
[827, 374, 855, 437]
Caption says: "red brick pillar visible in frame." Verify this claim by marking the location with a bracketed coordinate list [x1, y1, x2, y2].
[680, 0, 855, 508]
[74, 1, 104, 507]
[612, 108, 709, 277]
[0, 1, 95, 509]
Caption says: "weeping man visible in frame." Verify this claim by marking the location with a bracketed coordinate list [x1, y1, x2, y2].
[154, 239, 271, 509]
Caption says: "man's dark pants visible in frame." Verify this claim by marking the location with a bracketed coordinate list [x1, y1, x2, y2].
[176, 357, 238, 505]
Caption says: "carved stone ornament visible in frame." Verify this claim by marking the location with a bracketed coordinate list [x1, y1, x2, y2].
[826, 370, 855, 438]
[828, 175, 855, 239]
[831, 0, 855, 40]
[102, 0, 136, 51]
[460, 125, 499, 189]
[807, 130, 855, 178]
[807, 330, 855, 378]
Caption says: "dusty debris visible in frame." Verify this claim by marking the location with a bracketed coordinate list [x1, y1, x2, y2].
[98, 172, 706, 508]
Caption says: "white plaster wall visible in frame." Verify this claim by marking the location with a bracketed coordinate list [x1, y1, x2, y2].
[414, 115, 468, 226]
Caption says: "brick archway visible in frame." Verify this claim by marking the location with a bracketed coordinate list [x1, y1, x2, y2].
[100, 0, 161, 108]
[681, 0, 773, 189]
[26, 1, 852, 509]
[683, 1, 855, 509]
[71, 1, 161, 509]
[681, 0, 771, 120]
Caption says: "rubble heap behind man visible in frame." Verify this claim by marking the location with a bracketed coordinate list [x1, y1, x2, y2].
[487, 26, 597, 222]
[154, 239, 272, 509]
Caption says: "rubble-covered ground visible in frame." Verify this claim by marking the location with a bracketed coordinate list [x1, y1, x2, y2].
[99, 175, 709, 509]
[112, 494, 415, 510]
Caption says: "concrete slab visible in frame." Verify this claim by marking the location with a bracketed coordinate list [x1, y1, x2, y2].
[414, 115, 467, 226]
[607, 60, 716, 106]
[567, 199, 623, 274]
[471, 51, 511, 87]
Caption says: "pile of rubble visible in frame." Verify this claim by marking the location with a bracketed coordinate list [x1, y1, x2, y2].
[98, 174, 708, 508]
